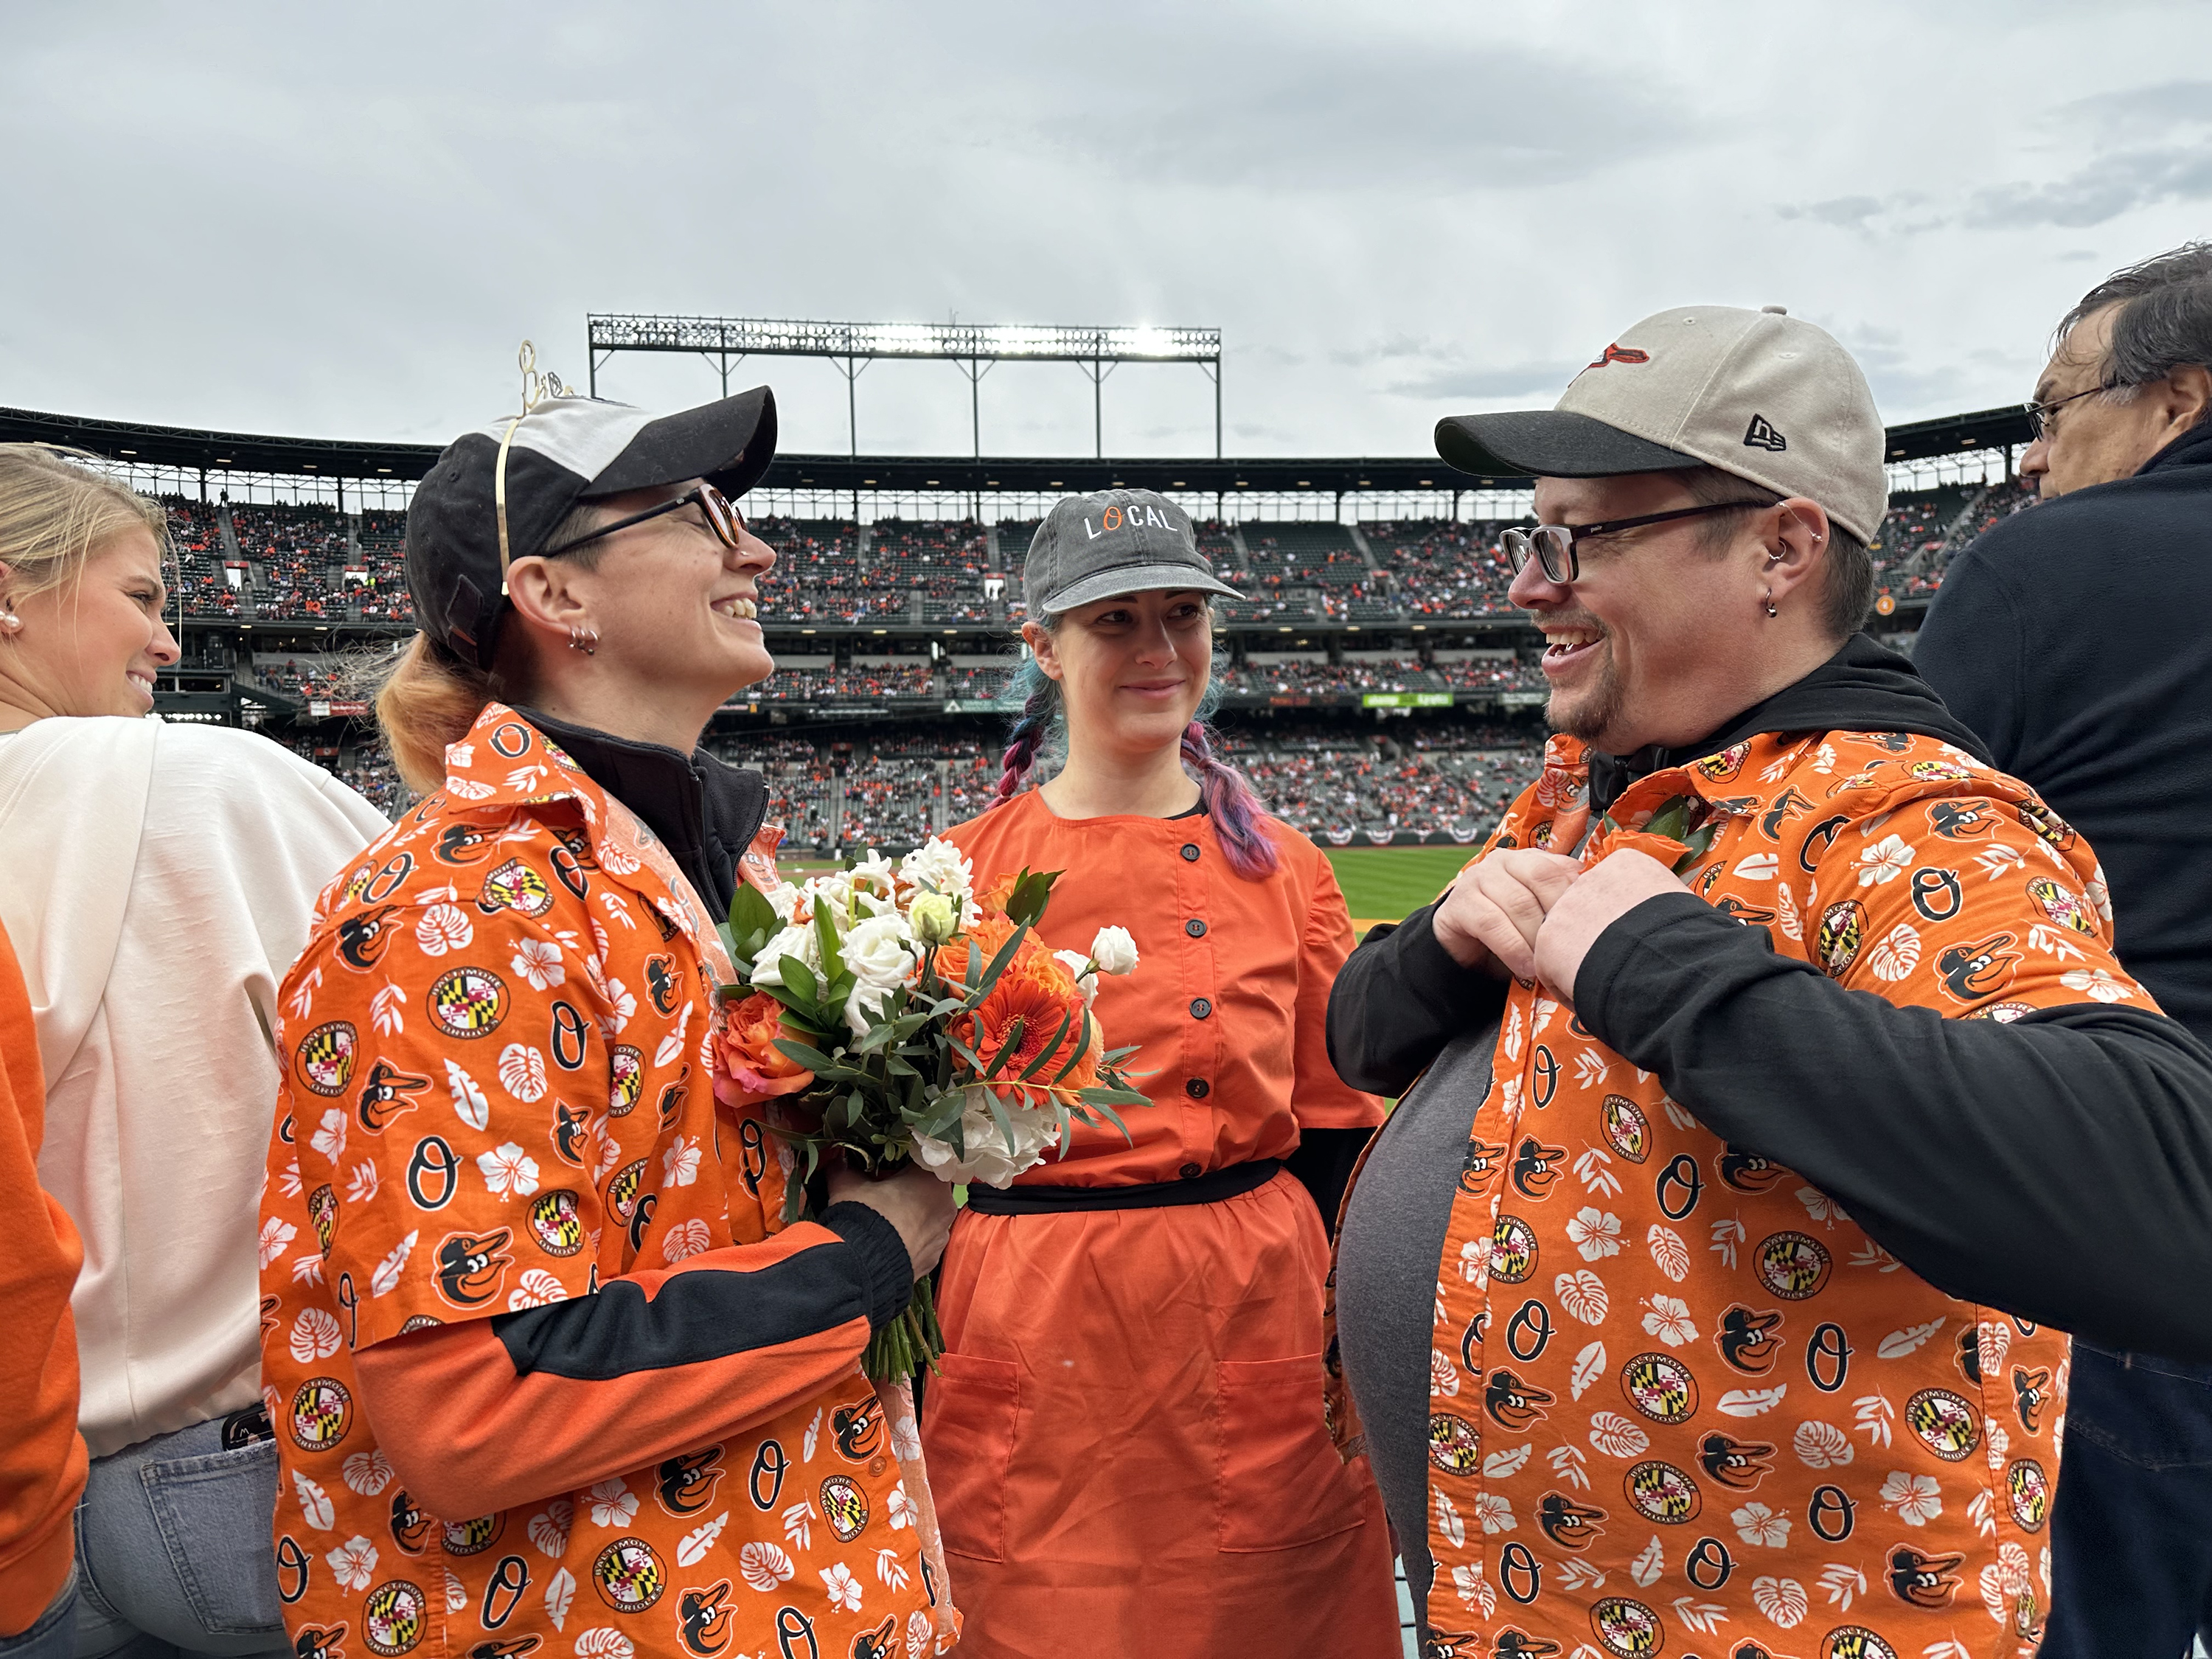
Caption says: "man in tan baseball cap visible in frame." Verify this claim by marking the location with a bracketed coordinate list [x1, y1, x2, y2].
[1323, 305, 2212, 1652]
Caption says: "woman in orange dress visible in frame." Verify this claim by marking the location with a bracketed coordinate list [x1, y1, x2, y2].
[922, 490, 1399, 1658]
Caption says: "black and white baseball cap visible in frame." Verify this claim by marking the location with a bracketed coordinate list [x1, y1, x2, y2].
[1434, 305, 1888, 543]
[406, 388, 776, 669]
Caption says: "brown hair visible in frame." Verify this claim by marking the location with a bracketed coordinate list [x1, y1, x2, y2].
[0, 443, 170, 605]
[1679, 465, 1874, 640]
[369, 500, 607, 793]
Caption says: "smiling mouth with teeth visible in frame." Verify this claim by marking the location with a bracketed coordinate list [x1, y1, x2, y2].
[1543, 627, 1603, 661]
[713, 597, 759, 620]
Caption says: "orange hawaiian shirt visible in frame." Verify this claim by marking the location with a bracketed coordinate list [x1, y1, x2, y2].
[1331, 728, 2148, 1659]
[259, 705, 946, 1659]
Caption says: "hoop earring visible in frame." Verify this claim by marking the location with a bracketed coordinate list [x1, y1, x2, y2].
[567, 625, 599, 656]
[1763, 591, 1779, 619]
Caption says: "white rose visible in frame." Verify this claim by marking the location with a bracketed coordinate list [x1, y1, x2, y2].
[805, 874, 855, 925]
[846, 913, 918, 989]
[841, 913, 918, 1035]
[911, 1087, 1059, 1187]
[748, 922, 820, 988]
[849, 850, 897, 896]
[911, 892, 961, 945]
[900, 838, 975, 901]
[1090, 926, 1138, 977]
[1054, 949, 1099, 1009]
[762, 882, 805, 922]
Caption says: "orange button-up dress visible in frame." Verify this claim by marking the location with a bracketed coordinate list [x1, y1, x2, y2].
[921, 791, 1399, 1658]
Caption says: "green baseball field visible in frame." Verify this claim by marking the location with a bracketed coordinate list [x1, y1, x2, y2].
[1324, 845, 1469, 931]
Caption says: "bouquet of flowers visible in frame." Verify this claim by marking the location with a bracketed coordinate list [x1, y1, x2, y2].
[711, 838, 1149, 1381]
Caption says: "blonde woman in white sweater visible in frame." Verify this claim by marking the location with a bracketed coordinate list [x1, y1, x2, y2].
[0, 446, 386, 1659]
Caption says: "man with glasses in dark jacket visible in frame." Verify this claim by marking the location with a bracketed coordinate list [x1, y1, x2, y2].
[1916, 242, 2212, 1656]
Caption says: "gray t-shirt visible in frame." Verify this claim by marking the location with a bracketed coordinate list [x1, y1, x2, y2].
[1334, 1020, 1497, 1638]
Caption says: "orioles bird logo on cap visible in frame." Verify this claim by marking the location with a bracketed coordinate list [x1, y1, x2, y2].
[1586, 344, 1651, 369]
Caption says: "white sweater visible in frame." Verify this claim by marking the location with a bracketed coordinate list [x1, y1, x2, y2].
[0, 718, 389, 1457]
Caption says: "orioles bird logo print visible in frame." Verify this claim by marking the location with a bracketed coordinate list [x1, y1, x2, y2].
[435, 1229, 512, 1307]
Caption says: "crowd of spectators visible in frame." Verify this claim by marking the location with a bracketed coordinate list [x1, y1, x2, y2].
[750, 661, 939, 703]
[1361, 521, 1521, 618]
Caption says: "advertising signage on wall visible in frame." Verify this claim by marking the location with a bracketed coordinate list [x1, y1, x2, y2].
[1360, 692, 1455, 709]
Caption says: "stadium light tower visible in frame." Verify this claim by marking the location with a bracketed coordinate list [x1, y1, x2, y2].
[585, 315, 1224, 459]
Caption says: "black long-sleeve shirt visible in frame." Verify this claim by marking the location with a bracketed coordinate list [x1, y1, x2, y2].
[1329, 640, 2212, 1357]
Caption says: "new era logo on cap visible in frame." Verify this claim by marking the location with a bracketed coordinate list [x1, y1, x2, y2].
[1743, 413, 1787, 452]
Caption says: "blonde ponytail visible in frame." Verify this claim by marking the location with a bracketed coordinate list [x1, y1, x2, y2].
[369, 633, 504, 795]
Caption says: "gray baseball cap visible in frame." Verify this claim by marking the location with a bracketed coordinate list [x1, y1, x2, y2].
[1021, 489, 1245, 615]
[1434, 305, 1888, 543]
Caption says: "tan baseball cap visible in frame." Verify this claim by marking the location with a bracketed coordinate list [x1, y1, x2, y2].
[1435, 305, 1888, 543]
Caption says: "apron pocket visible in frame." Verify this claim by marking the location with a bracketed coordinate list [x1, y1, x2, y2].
[921, 1352, 1020, 1563]
[1214, 1354, 1368, 1553]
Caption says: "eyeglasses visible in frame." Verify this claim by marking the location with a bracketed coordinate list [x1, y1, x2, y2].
[2022, 384, 2109, 442]
[542, 481, 747, 559]
[1502, 499, 1773, 585]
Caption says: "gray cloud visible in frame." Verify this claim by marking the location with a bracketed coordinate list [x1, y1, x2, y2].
[1778, 195, 1886, 229]
[1022, 15, 1705, 191]
[1964, 146, 2212, 229]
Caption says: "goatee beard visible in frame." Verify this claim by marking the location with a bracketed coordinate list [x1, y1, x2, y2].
[1548, 655, 1623, 746]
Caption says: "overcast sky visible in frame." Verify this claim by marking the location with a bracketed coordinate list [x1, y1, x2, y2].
[5, 2, 2209, 462]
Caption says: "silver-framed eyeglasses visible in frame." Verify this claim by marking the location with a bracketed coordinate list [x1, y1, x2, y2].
[1502, 499, 1773, 585]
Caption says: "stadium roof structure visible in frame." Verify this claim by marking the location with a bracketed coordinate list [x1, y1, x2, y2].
[0, 401, 2033, 492]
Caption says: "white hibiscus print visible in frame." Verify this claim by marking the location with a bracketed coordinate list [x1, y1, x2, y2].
[1879, 1470, 1943, 1526]
[1732, 1501, 1790, 1548]
[415, 903, 473, 956]
[1565, 1207, 1624, 1261]
[510, 937, 565, 992]
[662, 1135, 703, 1189]
[587, 1478, 638, 1528]
[309, 1107, 348, 1162]
[2059, 967, 2135, 1003]
[1857, 834, 1914, 887]
[1641, 1294, 1700, 1347]
[326, 1534, 378, 1592]
[477, 1141, 540, 1200]
[821, 1562, 864, 1613]
[886, 1483, 917, 1531]
[1472, 1492, 1516, 1535]
[258, 1216, 297, 1269]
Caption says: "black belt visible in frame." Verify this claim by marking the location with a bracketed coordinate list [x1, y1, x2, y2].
[963, 1158, 1282, 1214]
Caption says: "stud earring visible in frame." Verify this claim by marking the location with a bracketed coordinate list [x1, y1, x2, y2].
[567, 625, 599, 656]
[0, 605, 21, 634]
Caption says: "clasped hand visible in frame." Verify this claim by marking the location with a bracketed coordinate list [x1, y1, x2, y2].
[1431, 846, 1688, 1004]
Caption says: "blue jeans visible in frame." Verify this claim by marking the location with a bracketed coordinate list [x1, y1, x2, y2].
[1, 1578, 80, 1659]
[2042, 1342, 2212, 1658]
[70, 1418, 288, 1659]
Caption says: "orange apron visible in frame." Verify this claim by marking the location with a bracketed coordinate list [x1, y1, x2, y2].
[923, 793, 1398, 1658]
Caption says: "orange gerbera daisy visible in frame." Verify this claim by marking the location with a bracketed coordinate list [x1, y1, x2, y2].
[952, 965, 1096, 1099]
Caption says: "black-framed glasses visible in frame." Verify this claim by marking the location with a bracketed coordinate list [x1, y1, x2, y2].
[2022, 384, 2108, 441]
[1502, 499, 1773, 585]
[543, 481, 745, 559]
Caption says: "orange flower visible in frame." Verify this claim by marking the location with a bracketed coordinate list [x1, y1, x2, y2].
[713, 992, 815, 1105]
[951, 965, 1097, 1101]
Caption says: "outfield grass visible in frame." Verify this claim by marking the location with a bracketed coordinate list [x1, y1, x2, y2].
[786, 848, 1465, 929]
[1324, 845, 1469, 927]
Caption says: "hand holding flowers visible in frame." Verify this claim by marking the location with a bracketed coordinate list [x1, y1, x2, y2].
[712, 839, 1147, 1380]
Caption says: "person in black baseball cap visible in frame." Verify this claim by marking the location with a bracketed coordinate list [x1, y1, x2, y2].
[379, 386, 791, 913]
[275, 380, 961, 1659]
